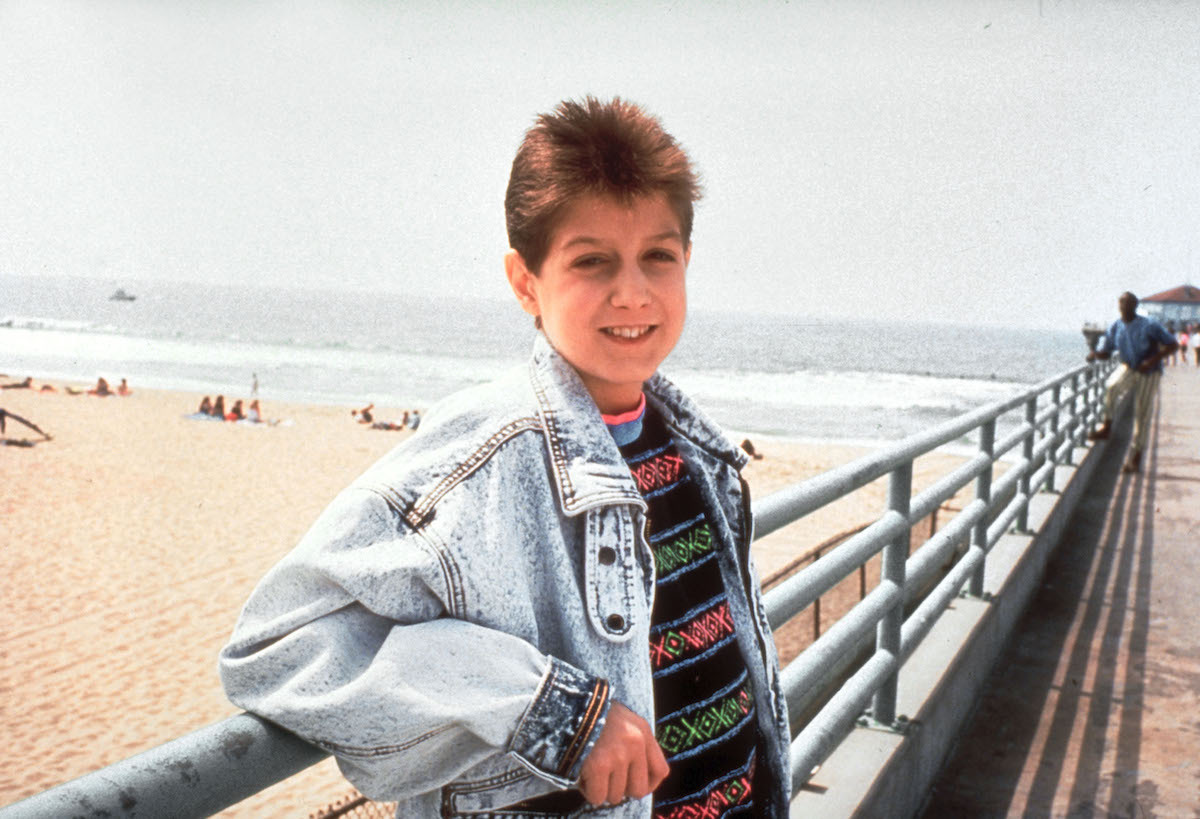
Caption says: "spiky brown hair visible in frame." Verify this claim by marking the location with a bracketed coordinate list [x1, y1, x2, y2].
[504, 96, 701, 272]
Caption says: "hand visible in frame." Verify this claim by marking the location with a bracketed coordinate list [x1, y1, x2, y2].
[577, 701, 669, 807]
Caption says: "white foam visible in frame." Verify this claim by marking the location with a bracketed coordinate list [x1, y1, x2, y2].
[0, 325, 512, 380]
[670, 368, 1022, 412]
[0, 315, 99, 332]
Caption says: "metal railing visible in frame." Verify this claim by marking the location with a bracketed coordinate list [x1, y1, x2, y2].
[757, 360, 1111, 788]
[0, 361, 1114, 817]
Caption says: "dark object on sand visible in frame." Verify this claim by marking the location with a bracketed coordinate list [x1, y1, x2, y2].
[0, 407, 52, 443]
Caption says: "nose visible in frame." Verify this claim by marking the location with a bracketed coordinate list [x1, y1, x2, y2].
[610, 263, 651, 309]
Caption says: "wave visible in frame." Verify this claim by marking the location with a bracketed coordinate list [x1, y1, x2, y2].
[0, 310, 524, 363]
[0, 314, 107, 333]
[0, 322, 518, 412]
[671, 367, 1022, 414]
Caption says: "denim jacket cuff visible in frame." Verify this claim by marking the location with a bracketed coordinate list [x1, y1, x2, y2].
[509, 657, 611, 785]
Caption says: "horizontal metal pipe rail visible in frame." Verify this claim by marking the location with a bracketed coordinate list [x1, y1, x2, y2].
[904, 497, 987, 598]
[1, 360, 1115, 818]
[775, 360, 1111, 788]
[764, 511, 907, 631]
[0, 713, 326, 818]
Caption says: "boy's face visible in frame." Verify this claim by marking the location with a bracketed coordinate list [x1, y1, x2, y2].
[506, 192, 689, 414]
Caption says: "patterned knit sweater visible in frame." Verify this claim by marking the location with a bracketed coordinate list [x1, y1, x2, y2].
[605, 397, 760, 818]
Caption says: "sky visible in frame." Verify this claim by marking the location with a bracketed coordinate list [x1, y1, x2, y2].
[3, 0, 1199, 330]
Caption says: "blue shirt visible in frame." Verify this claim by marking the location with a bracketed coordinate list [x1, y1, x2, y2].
[1103, 315, 1176, 373]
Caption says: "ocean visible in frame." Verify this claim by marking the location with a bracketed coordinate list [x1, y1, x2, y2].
[1, 274, 1088, 447]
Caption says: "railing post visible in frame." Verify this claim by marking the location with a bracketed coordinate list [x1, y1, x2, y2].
[1046, 383, 1061, 492]
[968, 419, 994, 597]
[1067, 372, 1080, 457]
[872, 460, 911, 727]
[1083, 365, 1095, 432]
[1016, 397, 1036, 532]
[812, 551, 822, 641]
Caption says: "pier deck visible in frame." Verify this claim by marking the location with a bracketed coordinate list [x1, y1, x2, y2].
[921, 366, 1200, 817]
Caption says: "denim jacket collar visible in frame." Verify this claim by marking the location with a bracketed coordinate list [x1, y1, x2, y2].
[644, 372, 750, 472]
[528, 333, 748, 517]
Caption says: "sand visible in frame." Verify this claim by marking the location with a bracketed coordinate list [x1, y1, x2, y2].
[0, 378, 970, 816]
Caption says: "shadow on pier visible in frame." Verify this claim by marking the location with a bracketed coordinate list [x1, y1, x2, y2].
[921, 369, 1200, 817]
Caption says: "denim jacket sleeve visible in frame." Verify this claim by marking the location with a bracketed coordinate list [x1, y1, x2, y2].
[218, 486, 611, 801]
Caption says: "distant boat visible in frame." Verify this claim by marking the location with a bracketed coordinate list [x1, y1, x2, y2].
[110, 288, 136, 302]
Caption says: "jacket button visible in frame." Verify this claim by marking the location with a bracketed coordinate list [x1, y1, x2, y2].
[598, 547, 617, 565]
[606, 614, 625, 631]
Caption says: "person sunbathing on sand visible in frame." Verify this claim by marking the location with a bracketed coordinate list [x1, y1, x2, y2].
[2, 376, 33, 390]
[226, 399, 245, 421]
[88, 377, 112, 396]
[352, 403, 374, 424]
[369, 413, 414, 431]
[211, 395, 226, 418]
[188, 396, 229, 422]
[246, 399, 262, 423]
[117, 378, 132, 396]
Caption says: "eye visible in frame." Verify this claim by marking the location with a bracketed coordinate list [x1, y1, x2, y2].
[645, 249, 679, 264]
[572, 254, 609, 270]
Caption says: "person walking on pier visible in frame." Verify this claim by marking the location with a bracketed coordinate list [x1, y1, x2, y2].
[1087, 291, 1178, 472]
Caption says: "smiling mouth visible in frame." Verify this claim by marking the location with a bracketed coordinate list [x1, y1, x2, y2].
[602, 325, 653, 339]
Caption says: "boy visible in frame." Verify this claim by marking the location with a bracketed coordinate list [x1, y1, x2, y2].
[220, 97, 791, 817]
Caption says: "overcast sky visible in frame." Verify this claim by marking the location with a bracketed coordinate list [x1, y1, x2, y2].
[3, 0, 1198, 330]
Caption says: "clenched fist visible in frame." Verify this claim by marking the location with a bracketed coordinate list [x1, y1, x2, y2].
[577, 701, 670, 807]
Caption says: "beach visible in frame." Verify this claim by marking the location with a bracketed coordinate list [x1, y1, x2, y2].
[1, 380, 970, 816]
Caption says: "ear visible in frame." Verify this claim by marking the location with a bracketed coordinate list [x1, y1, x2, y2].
[684, 242, 692, 268]
[505, 250, 540, 318]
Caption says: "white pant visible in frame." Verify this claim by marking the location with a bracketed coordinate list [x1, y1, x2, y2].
[1103, 364, 1159, 452]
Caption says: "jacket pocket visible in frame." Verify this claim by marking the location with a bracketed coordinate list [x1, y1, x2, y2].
[440, 764, 589, 817]
[448, 786, 590, 817]
[582, 505, 644, 644]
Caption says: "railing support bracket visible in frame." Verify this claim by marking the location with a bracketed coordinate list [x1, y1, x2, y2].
[958, 589, 994, 602]
[856, 711, 916, 736]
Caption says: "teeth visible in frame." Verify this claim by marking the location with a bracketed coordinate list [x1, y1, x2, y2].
[604, 326, 650, 339]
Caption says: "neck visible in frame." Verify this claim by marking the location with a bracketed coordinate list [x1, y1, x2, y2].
[601, 393, 647, 447]
[600, 393, 646, 426]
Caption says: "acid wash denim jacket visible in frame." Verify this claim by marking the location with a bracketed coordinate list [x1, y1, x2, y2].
[219, 334, 792, 817]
